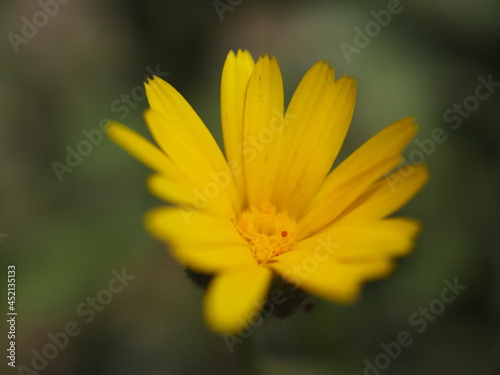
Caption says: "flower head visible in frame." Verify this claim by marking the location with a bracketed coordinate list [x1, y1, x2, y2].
[109, 50, 428, 334]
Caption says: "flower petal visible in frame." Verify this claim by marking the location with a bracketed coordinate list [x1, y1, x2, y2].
[220, 50, 255, 204]
[145, 108, 237, 218]
[299, 156, 401, 238]
[108, 122, 185, 180]
[270, 250, 393, 303]
[294, 218, 421, 260]
[243, 55, 285, 207]
[147, 174, 195, 208]
[273, 63, 356, 216]
[339, 164, 429, 222]
[145, 77, 241, 216]
[300, 117, 418, 236]
[145, 207, 256, 273]
[204, 266, 272, 333]
[145, 76, 229, 176]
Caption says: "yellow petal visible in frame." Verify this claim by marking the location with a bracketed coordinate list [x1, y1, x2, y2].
[145, 77, 231, 181]
[204, 266, 272, 333]
[144, 76, 241, 215]
[339, 164, 429, 222]
[273, 63, 356, 216]
[220, 50, 255, 205]
[299, 156, 401, 238]
[294, 218, 421, 260]
[243, 55, 285, 207]
[144, 108, 237, 218]
[147, 174, 196, 208]
[145, 207, 257, 273]
[317, 117, 417, 196]
[270, 251, 393, 303]
[300, 117, 418, 236]
[108, 122, 185, 179]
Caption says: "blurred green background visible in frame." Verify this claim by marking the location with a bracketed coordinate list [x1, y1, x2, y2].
[1, 0, 499, 374]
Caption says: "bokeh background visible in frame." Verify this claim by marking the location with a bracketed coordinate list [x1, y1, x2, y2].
[1, 0, 499, 374]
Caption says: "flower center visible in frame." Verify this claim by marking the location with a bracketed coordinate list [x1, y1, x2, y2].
[234, 202, 298, 265]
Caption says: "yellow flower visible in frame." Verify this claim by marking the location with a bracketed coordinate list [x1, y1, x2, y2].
[108, 50, 428, 334]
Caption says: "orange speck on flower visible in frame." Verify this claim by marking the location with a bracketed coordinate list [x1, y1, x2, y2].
[234, 202, 297, 265]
